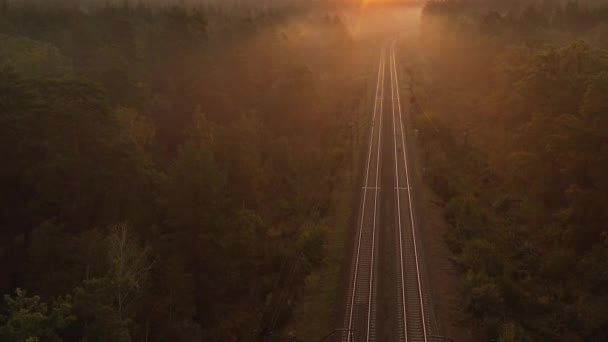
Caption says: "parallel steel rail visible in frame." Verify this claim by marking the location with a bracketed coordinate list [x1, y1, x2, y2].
[389, 43, 432, 342]
[343, 48, 386, 342]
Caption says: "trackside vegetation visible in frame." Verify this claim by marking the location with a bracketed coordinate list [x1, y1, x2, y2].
[0, 3, 366, 341]
[405, 1, 608, 340]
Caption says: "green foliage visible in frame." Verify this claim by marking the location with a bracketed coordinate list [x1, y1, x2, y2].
[0, 289, 74, 342]
[163, 134, 225, 230]
[498, 322, 529, 342]
[0, 3, 360, 340]
[458, 239, 503, 276]
[106, 224, 153, 320]
[71, 279, 130, 342]
[462, 271, 504, 321]
[27, 223, 108, 298]
[416, 1, 608, 339]
[0, 34, 71, 78]
[445, 195, 486, 237]
[297, 223, 327, 271]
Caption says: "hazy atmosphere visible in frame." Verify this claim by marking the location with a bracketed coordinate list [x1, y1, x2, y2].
[1, 0, 607, 341]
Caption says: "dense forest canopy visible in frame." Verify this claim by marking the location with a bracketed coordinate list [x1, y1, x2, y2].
[2, 0, 608, 341]
[405, 0, 608, 340]
[0, 2, 386, 340]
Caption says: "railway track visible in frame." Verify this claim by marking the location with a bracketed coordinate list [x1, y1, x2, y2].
[341, 41, 436, 342]
[342, 47, 385, 342]
[389, 42, 435, 342]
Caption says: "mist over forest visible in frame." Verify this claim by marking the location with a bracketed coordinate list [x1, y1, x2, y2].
[6, 0, 301, 6]
[408, 0, 608, 340]
[0, 0, 607, 341]
[0, 1, 420, 340]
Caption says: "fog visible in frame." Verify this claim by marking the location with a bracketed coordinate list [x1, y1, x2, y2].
[0, 1, 425, 341]
[2, 0, 608, 340]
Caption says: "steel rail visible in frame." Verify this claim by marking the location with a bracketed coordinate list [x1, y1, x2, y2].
[367, 46, 385, 342]
[389, 40, 409, 342]
[390, 43, 428, 342]
[346, 47, 386, 342]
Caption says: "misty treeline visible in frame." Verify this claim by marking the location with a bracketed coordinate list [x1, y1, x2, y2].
[0, 3, 364, 341]
[4, 0, 307, 9]
[406, 0, 608, 340]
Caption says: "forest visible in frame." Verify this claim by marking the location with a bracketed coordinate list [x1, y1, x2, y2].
[405, 0, 608, 340]
[0, 2, 373, 341]
[3, 0, 608, 341]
